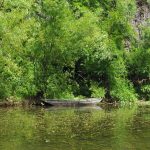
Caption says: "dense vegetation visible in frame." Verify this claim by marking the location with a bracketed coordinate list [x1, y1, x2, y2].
[0, 0, 149, 102]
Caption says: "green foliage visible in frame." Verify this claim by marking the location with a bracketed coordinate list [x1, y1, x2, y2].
[45, 73, 74, 99]
[127, 19, 150, 100]
[141, 85, 150, 100]
[108, 57, 137, 102]
[0, 0, 149, 102]
[90, 82, 105, 98]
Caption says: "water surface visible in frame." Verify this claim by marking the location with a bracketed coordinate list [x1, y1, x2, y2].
[0, 105, 150, 150]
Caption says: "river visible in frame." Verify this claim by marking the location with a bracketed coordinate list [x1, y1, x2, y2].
[0, 105, 150, 150]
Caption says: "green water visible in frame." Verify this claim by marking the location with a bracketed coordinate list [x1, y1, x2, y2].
[0, 105, 150, 150]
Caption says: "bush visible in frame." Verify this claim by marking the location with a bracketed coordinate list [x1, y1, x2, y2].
[90, 82, 105, 99]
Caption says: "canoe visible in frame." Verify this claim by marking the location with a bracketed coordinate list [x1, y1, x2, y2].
[41, 98, 102, 107]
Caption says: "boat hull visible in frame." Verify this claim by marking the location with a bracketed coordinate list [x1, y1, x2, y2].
[41, 98, 101, 107]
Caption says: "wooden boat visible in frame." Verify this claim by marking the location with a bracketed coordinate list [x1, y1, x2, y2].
[41, 98, 102, 107]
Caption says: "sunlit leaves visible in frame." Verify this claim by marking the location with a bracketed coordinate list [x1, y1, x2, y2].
[0, 0, 149, 101]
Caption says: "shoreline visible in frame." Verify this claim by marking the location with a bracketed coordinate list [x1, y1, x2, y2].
[0, 99, 149, 108]
[0, 100, 34, 107]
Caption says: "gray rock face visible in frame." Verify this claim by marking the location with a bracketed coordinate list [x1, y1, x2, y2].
[132, 0, 150, 39]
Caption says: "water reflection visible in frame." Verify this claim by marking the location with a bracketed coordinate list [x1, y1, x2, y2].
[0, 105, 150, 150]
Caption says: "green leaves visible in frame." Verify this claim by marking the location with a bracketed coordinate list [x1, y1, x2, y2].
[90, 82, 105, 98]
[0, 0, 149, 102]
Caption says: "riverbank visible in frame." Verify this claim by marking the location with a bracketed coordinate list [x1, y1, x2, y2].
[137, 100, 150, 106]
[0, 100, 34, 107]
[0, 99, 149, 108]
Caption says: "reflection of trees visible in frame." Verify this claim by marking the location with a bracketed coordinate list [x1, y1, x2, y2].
[130, 105, 150, 133]
[0, 108, 37, 149]
[70, 109, 115, 140]
[1, 106, 150, 150]
[111, 105, 138, 150]
[127, 105, 150, 149]
[70, 110, 93, 137]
